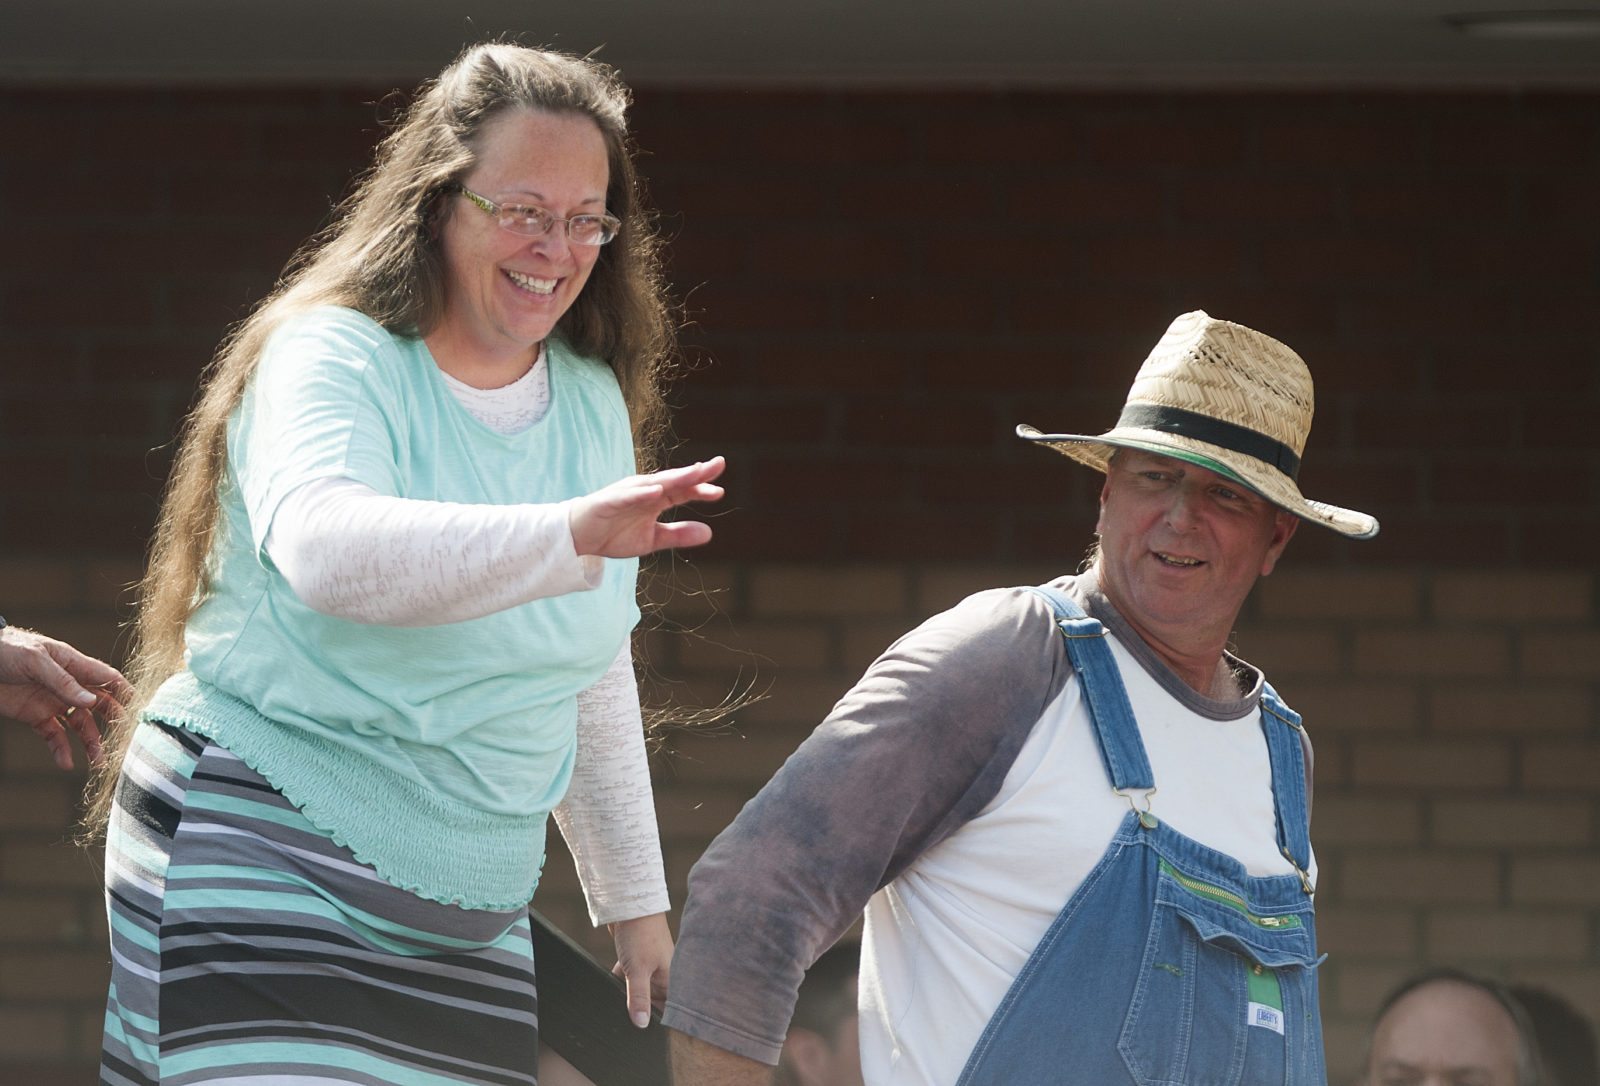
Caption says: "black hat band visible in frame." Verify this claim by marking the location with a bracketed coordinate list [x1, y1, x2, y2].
[1117, 403, 1301, 481]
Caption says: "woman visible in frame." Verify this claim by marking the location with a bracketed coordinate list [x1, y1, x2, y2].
[89, 42, 721, 1085]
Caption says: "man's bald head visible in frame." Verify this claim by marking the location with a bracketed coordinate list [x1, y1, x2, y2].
[1365, 970, 1540, 1086]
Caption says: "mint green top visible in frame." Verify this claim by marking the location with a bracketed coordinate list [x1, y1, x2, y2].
[145, 306, 640, 910]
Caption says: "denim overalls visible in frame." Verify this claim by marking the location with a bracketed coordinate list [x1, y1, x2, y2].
[955, 586, 1327, 1085]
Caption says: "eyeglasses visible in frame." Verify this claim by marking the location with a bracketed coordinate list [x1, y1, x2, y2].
[454, 185, 621, 246]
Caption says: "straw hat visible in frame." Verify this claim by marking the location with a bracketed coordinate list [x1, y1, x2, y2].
[1017, 310, 1378, 539]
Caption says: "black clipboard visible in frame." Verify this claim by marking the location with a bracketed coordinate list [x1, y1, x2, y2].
[530, 910, 670, 1086]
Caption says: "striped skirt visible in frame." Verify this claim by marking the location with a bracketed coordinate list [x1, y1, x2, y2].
[102, 720, 540, 1085]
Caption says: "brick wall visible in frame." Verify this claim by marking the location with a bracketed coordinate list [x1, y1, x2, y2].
[1, 85, 1597, 1083]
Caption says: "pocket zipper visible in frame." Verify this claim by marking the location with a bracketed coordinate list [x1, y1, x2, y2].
[1158, 858, 1304, 930]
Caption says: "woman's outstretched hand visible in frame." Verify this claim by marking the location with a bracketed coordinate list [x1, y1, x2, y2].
[569, 456, 726, 559]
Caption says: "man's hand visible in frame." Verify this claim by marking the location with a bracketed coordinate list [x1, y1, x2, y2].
[0, 626, 132, 770]
[569, 457, 726, 559]
[610, 912, 673, 1028]
[668, 1029, 776, 1086]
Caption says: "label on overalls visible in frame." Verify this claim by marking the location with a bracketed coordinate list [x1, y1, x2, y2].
[1246, 965, 1285, 1035]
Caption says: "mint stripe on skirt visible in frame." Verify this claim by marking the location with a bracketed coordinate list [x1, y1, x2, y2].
[101, 720, 539, 1086]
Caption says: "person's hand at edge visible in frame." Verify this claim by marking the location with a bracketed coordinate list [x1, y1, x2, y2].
[0, 625, 132, 770]
[570, 457, 726, 560]
[610, 911, 673, 1029]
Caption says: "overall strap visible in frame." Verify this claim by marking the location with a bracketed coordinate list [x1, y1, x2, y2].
[1024, 585, 1155, 793]
[1260, 682, 1315, 892]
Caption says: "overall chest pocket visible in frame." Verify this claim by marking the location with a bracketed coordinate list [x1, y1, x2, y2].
[1119, 859, 1322, 1086]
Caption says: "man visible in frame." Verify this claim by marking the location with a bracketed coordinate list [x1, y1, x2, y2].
[0, 616, 129, 769]
[663, 312, 1378, 1084]
[1364, 969, 1543, 1086]
[778, 941, 865, 1086]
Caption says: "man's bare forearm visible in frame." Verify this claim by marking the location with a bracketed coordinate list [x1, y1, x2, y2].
[668, 1029, 774, 1086]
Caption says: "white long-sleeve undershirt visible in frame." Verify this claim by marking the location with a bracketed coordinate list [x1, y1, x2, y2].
[260, 349, 668, 925]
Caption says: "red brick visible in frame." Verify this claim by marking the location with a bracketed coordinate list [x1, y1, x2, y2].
[79, 112, 256, 165]
[1313, 797, 1424, 846]
[1358, 513, 1514, 567]
[1522, 742, 1600, 791]
[924, 116, 1078, 166]
[0, 892, 91, 943]
[754, 457, 916, 504]
[1432, 458, 1590, 510]
[1430, 686, 1593, 734]
[3, 280, 157, 333]
[1523, 291, 1600, 343]
[1524, 406, 1600, 451]
[749, 565, 908, 618]
[1346, 401, 1519, 452]
[1261, 235, 1427, 285]
[1077, 234, 1251, 286]
[1354, 630, 1510, 679]
[1175, 177, 1339, 224]
[1431, 798, 1591, 847]
[704, 509, 841, 562]
[1432, 118, 1597, 171]
[1339, 851, 1500, 904]
[1082, 118, 1249, 171]
[1257, 570, 1421, 621]
[920, 233, 1079, 283]
[0, 950, 108, 1001]
[1306, 342, 1427, 396]
[839, 287, 995, 336]
[1526, 175, 1600, 226]
[754, 229, 918, 284]
[677, 621, 832, 674]
[671, 397, 831, 446]
[260, 115, 384, 166]
[1332, 962, 1419, 1018]
[0, 561, 80, 611]
[701, 342, 916, 393]
[1342, 291, 1521, 345]
[1259, 119, 1425, 172]
[1350, 739, 1512, 790]
[842, 399, 998, 448]
[0, 838, 102, 891]
[922, 347, 1126, 394]
[1426, 909, 1589, 960]
[1006, 176, 1166, 226]
[664, 228, 746, 281]
[1434, 571, 1592, 622]
[1511, 856, 1600, 905]
[1314, 906, 1419, 959]
[1006, 285, 1172, 337]
[1285, 681, 1422, 735]
[1432, 233, 1597, 283]
[1236, 629, 1343, 679]
[686, 283, 834, 334]
[1520, 632, 1600, 679]
[0, 1006, 71, 1061]
[1522, 516, 1600, 567]
[913, 461, 1077, 509]
[1345, 177, 1513, 224]
[651, 173, 837, 222]
[852, 507, 1006, 562]
[658, 729, 804, 789]
[847, 175, 995, 219]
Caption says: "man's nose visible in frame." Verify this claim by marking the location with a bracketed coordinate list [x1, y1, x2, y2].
[1164, 489, 1202, 531]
